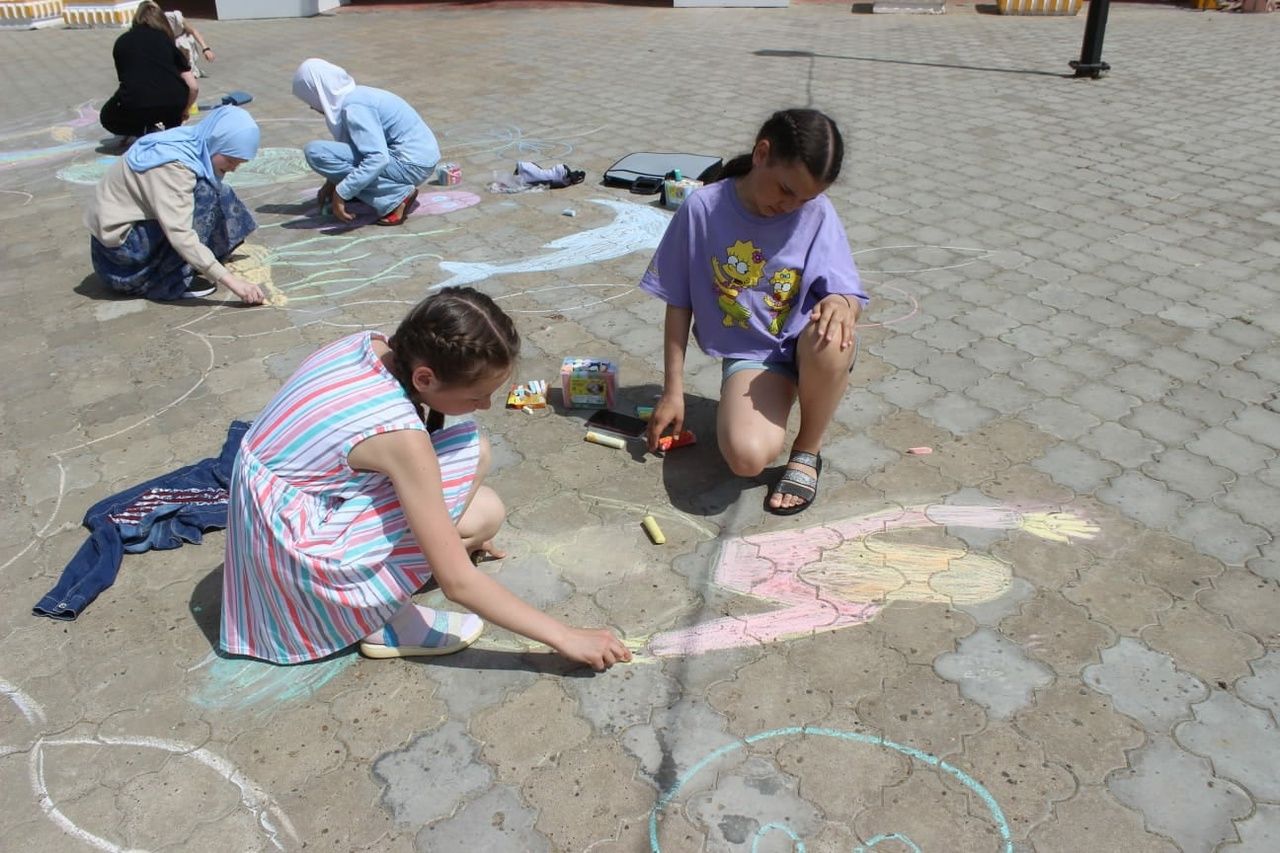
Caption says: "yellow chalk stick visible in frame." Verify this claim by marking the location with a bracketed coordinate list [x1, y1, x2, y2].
[584, 430, 625, 449]
[642, 515, 666, 545]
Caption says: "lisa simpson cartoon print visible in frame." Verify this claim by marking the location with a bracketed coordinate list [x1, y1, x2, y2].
[711, 239, 765, 328]
[764, 267, 800, 335]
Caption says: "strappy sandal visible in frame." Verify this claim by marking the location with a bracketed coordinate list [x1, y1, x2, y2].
[358, 607, 484, 659]
[375, 188, 418, 226]
[766, 450, 822, 516]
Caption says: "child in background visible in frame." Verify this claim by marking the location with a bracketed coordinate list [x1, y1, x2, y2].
[291, 58, 440, 227]
[163, 8, 215, 78]
[221, 287, 630, 670]
[641, 108, 868, 516]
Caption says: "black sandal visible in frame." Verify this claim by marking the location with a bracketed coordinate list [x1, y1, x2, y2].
[766, 450, 822, 516]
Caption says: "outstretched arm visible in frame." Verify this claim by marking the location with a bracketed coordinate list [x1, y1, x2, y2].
[647, 304, 693, 450]
[349, 430, 630, 670]
[184, 23, 215, 62]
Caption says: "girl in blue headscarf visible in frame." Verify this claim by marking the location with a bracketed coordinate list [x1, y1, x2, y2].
[85, 105, 264, 304]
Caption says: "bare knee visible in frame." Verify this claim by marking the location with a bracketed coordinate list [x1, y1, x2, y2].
[720, 438, 780, 478]
[459, 485, 505, 547]
[798, 322, 856, 374]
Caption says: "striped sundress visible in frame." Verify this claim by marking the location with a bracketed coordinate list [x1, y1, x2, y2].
[220, 331, 480, 664]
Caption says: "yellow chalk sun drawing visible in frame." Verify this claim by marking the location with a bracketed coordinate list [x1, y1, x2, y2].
[223, 242, 287, 306]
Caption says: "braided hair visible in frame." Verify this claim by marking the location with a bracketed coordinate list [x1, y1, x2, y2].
[716, 108, 844, 185]
[387, 287, 520, 430]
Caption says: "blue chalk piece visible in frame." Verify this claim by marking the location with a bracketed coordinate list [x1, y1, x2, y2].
[221, 91, 253, 106]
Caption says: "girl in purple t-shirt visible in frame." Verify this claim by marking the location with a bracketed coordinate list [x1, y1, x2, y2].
[640, 109, 868, 515]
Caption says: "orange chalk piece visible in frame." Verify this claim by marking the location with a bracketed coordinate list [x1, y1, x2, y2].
[656, 430, 697, 452]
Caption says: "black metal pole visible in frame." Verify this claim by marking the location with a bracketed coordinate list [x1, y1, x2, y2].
[1070, 0, 1112, 79]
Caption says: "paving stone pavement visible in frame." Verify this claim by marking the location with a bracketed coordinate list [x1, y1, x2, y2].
[0, 2, 1277, 851]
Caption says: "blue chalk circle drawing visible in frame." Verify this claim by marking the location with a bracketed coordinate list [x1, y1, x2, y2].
[858, 834, 923, 853]
[649, 726, 1012, 853]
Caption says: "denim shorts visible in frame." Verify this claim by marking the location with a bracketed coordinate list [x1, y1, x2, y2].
[721, 357, 800, 384]
[721, 336, 859, 386]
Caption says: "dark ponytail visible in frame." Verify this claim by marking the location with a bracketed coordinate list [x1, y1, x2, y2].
[713, 108, 843, 184]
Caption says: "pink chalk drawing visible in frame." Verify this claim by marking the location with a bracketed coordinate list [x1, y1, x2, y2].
[416, 190, 481, 215]
[279, 189, 481, 233]
[647, 503, 1098, 657]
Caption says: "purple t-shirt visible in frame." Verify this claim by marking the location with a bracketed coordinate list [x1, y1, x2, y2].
[640, 178, 867, 362]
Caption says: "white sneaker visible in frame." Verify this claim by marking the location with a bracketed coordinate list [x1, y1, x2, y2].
[181, 284, 216, 299]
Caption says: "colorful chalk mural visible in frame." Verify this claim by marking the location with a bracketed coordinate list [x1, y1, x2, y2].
[55, 147, 312, 187]
[0, 102, 100, 172]
[222, 230, 455, 305]
[433, 197, 670, 289]
[647, 503, 1097, 657]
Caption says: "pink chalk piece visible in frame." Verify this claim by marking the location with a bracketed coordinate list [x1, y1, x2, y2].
[907, 446, 933, 455]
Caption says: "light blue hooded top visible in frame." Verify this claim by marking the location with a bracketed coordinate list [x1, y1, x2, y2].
[124, 105, 260, 183]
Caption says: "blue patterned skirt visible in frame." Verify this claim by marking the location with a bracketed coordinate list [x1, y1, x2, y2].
[90, 178, 257, 301]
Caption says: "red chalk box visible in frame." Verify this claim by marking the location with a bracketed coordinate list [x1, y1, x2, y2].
[560, 357, 617, 409]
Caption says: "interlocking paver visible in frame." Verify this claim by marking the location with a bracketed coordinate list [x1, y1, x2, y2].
[1082, 638, 1207, 732]
[1108, 735, 1252, 853]
[1177, 689, 1280, 802]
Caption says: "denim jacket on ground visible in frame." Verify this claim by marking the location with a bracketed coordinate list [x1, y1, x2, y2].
[33, 421, 249, 620]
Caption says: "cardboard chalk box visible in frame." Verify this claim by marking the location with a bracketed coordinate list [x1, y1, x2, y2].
[560, 358, 617, 409]
[662, 177, 703, 210]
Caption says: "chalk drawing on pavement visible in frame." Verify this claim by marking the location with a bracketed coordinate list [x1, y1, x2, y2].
[188, 650, 356, 715]
[646, 503, 1098, 658]
[441, 122, 606, 160]
[275, 189, 482, 233]
[854, 244, 996, 275]
[0, 103, 100, 172]
[223, 230, 455, 305]
[432, 197, 669, 289]
[55, 147, 312, 187]
[1, 676, 299, 852]
[492, 283, 635, 314]
[649, 726, 1012, 853]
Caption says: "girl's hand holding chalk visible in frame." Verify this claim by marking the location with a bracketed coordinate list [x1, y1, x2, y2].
[656, 430, 697, 452]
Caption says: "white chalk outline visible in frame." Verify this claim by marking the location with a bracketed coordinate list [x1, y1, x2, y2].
[3, 676, 299, 851]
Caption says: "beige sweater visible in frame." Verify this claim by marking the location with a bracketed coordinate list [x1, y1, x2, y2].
[85, 159, 229, 285]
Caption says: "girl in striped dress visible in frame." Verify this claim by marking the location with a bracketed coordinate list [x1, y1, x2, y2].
[220, 287, 631, 670]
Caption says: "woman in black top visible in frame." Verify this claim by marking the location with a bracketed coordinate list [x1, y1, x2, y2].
[100, 1, 197, 140]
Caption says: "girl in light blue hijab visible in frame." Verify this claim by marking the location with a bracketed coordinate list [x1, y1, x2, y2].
[87, 106, 265, 304]
[124, 103, 259, 182]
